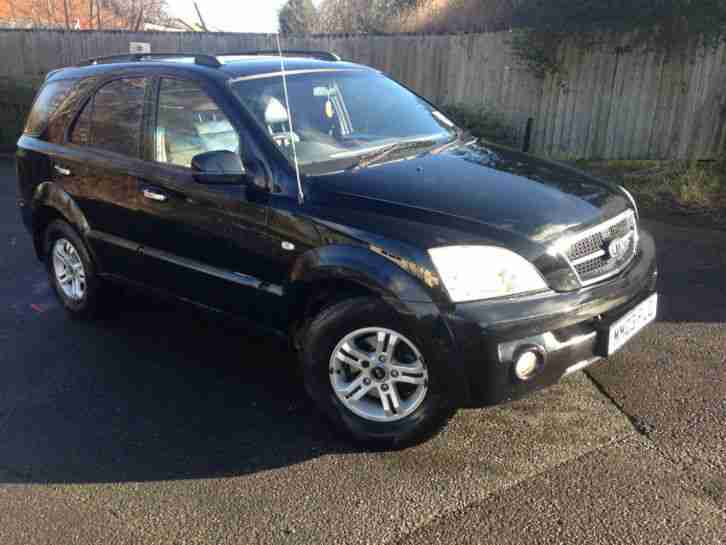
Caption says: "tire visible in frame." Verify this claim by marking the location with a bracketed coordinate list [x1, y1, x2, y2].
[43, 219, 104, 320]
[301, 296, 456, 449]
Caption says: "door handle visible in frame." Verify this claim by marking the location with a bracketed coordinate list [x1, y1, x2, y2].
[54, 164, 71, 176]
[142, 188, 168, 202]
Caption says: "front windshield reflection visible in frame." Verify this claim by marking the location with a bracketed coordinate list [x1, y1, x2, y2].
[232, 70, 457, 173]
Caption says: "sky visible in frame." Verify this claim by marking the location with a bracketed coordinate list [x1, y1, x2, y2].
[167, 0, 325, 33]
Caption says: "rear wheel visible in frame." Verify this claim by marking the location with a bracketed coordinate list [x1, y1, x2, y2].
[302, 297, 455, 449]
[44, 220, 105, 320]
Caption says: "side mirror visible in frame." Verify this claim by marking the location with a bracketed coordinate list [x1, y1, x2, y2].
[191, 150, 246, 185]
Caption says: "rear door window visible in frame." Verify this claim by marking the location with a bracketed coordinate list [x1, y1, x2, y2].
[70, 94, 93, 146]
[69, 77, 150, 158]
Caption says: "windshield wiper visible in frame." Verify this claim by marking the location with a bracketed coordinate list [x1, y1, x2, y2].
[349, 137, 440, 170]
[428, 132, 476, 156]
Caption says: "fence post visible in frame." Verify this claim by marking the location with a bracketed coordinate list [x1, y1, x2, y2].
[522, 117, 534, 153]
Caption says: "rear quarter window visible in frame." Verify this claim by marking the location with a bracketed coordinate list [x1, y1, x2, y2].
[24, 78, 98, 143]
[24, 80, 76, 138]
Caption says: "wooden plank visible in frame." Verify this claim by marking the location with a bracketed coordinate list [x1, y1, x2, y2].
[618, 41, 646, 158]
[605, 35, 629, 159]
[559, 39, 587, 158]
[678, 39, 706, 158]
[548, 38, 571, 157]
[538, 65, 555, 155]
[648, 43, 677, 159]
[636, 47, 664, 159]
[688, 41, 720, 158]
[665, 39, 696, 158]
[712, 45, 726, 157]
[581, 38, 608, 158]
[574, 41, 600, 158]
[704, 42, 726, 157]
[602, 34, 628, 159]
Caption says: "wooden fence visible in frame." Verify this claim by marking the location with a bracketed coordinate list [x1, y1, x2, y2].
[0, 28, 724, 159]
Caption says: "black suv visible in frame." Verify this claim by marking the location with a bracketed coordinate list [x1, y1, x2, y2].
[17, 51, 658, 448]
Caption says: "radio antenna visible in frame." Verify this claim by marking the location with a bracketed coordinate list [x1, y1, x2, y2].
[276, 34, 304, 204]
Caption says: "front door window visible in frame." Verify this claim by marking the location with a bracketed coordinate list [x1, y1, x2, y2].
[155, 78, 239, 168]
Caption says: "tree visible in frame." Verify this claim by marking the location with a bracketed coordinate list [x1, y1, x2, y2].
[316, 0, 418, 33]
[278, 0, 317, 34]
[508, 0, 726, 77]
[338, 0, 726, 38]
[392, 0, 522, 33]
[0, 0, 172, 30]
[511, 0, 726, 41]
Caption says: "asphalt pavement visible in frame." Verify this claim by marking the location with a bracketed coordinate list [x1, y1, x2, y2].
[1, 157, 724, 544]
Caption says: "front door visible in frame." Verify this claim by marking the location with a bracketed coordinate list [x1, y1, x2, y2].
[133, 76, 283, 322]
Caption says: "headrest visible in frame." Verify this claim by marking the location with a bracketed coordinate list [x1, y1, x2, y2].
[196, 120, 234, 135]
[264, 97, 289, 124]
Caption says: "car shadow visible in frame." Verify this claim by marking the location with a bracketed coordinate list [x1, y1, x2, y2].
[0, 289, 362, 485]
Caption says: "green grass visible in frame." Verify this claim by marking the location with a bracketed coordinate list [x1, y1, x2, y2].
[575, 159, 726, 209]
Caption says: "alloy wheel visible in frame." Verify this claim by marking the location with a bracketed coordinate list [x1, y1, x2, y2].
[329, 327, 429, 422]
[52, 238, 87, 301]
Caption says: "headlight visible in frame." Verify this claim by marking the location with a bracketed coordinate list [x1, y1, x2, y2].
[428, 246, 548, 303]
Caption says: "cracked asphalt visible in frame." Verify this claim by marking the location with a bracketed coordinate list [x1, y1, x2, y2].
[1, 158, 725, 544]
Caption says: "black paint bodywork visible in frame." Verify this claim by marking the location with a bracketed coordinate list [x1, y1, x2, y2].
[16, 57, 657, 407]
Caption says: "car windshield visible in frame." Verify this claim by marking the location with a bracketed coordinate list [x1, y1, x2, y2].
[231, 70, 459, 174]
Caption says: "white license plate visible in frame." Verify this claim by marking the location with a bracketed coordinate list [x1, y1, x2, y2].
[608, 293, 658, 355]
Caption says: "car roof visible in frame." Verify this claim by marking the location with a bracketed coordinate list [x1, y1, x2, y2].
[46, 55, 372, 84]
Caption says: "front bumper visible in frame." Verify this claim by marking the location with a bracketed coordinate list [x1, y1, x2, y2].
[444, 228, 658, 407]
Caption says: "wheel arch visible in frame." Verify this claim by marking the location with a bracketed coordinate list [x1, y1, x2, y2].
[287, 244, 449, 349]
[30, 182, 92, 261]
[290, 243, 439, 299]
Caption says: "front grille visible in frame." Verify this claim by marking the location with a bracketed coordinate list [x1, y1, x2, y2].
[563, 210, 637, 285]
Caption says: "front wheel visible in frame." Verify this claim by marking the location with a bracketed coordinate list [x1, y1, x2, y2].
[301, 297, 455, 449]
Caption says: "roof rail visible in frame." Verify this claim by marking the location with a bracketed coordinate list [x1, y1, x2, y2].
[80, 53, 222, 68]
[78, 50, 341, 69]
[218, 50, 341, 62]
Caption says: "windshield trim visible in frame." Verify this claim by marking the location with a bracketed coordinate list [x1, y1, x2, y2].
[229, 68, 368, 83]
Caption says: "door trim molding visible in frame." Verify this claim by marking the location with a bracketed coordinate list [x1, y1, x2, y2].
[87, 230, 141, 252]
[88, 229, 284, 296]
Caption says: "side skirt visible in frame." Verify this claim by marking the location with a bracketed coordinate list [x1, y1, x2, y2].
[100, 273, 291, 345]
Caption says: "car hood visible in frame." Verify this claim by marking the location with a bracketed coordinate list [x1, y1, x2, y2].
[307, 142, 631, 251]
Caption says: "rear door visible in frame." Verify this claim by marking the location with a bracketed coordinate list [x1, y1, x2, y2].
[61, 76, 153, 278]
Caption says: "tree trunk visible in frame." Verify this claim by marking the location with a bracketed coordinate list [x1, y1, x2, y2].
[134, 5, 144, 31]
[194, 2, 208, 31]
[7, 0, 16, 22]
[63, 0, 71, 29]
[46, 0, 53, 27]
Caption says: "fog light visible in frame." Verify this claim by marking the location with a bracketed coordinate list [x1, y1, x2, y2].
[514, 349, 542, 380]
